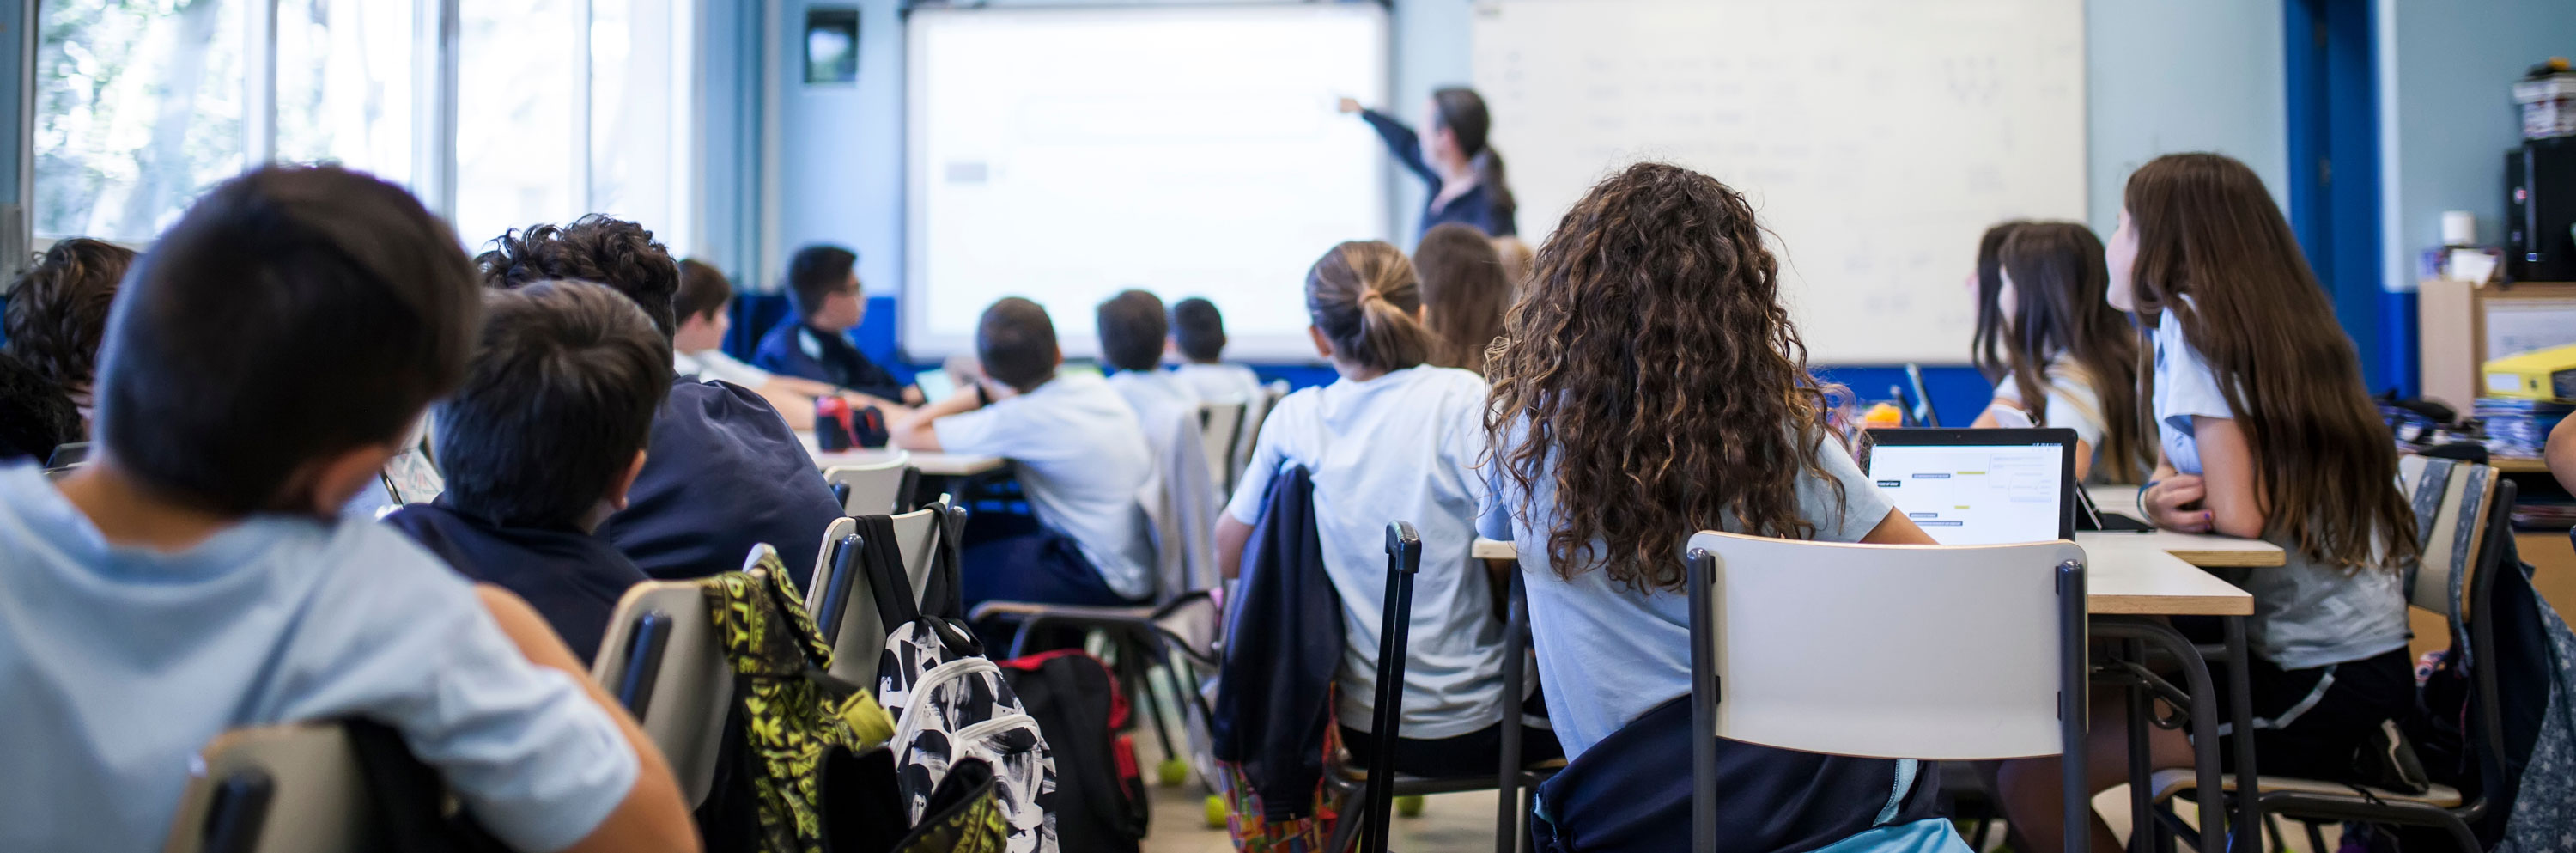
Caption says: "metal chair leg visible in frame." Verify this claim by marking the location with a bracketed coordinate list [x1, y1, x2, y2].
[1325, 778, 1370, 853]
[2300, 819, 2328, 853]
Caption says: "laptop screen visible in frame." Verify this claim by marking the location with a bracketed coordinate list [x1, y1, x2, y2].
[1864, 430, 2075, 545]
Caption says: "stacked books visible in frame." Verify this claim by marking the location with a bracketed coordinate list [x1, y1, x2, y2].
[2476, 396, 2574, 459]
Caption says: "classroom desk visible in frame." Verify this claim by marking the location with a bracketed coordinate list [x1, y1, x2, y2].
[2083, 484, 2290, 570]
[793, 431, 1006, 477]
[1470, 534, 2257, 615]
[1472, 530, 2267, 846]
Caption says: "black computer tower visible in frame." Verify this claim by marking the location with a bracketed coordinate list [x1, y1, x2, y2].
[2507, 137, 2576, 282]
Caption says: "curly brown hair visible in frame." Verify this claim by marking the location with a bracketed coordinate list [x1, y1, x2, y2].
[3, 238, 137, 395]
[1485, 162, 1842, 592]
[475, 215, 679, 338]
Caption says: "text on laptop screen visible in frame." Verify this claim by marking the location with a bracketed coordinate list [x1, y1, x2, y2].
[1866, 442, 2066, 545]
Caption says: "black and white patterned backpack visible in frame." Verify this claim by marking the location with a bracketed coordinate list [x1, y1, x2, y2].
[857, 512, 1058, 853]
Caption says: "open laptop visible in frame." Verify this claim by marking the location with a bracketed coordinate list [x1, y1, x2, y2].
[1864, 428, 2077, 545]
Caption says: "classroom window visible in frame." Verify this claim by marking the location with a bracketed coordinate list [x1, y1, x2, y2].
[33, 0, 250, 243]
[31, 0, 699, 253]
[273, 0, 417, 187]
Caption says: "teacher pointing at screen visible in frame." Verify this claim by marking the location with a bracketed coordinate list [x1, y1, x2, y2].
[1340, 87, 1519, 241]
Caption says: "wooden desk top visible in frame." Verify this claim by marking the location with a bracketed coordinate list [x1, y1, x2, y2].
[794, 432, 1006, 477]
[2082, 484, 2287, 568]
[1471, 533, 2256, 617]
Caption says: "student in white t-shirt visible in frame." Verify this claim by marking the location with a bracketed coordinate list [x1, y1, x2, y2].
[1995, 153, 2425, 853]
[887, 297, 1157, 611]
[1097, 289, 1199, 418]
[671, 259, 890, 430]
[1965, 222, 2154, 484]
[1167, 296, 1266, 404]
[1212, 240, 1558, 777]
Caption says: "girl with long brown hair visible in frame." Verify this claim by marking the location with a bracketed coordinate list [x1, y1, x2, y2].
[1213, 240, 1558, 777]
[1481, 162, 1941, 851]
[1413, 222, 1513, 374]
[1967, 222, 2154, 483]
[1997, 153, 2422, 852]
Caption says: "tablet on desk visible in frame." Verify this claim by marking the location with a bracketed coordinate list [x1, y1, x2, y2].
[913, 369, 955, 403]
[1864, 428, 2077, 545]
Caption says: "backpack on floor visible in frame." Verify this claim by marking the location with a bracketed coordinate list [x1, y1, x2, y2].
[997, 649, 1151, 853]
[859, 514, 1059, 853]
[701, 548, 1009, 853]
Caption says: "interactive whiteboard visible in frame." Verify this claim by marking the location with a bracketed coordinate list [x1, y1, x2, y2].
[1472, 0, 2087, 363]
[905, 4, 1389, 362]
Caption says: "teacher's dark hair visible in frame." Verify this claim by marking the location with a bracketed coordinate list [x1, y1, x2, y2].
[1431, 87, 1516, 231]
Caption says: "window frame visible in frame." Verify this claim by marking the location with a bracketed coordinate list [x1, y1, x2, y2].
[14, 0, 700, 253]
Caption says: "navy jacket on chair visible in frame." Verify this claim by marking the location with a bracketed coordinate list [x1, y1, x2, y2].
[1530, 697, 1943, 853]
[1212, 464, 1343, 819]
[750, 319, 908, 402]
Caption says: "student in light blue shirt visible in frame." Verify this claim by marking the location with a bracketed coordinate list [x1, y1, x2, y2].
[1479, 162, 1950, 853]
[1990, 152, 2423, 853]
[0, 166, 695, 853]
[1167, 296, 1267, 405]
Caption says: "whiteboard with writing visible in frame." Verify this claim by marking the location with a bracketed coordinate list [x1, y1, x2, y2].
[1471, 0, 2087, 363]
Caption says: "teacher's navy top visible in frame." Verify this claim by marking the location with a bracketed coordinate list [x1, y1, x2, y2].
[1359, 109, 1517, 241]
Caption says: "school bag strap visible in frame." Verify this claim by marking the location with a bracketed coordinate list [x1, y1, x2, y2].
[857, 512, 981, 656]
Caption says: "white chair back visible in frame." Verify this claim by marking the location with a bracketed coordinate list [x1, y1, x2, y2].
[1197, 401, 1247, 493]
[164, 724, 371, 853]
[592, 571, 737, 808]
[823, 451, 914, 515]
[1686, 531, 2085, 759]
[806, 503, 948, 685]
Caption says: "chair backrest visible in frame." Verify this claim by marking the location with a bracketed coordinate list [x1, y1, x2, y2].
[1686, 531, 2086, 760]
[592, 574, 735, 808]
[164, 723, 371, 853]
[823, 451, 915, 515]
[2397, 454, 2500, 616]
[1234, 380, 1290, 484]
[1196, 401, 1247, 493]
[807, 502, 947, 685]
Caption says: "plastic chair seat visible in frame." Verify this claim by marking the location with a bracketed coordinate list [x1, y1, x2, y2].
[2146, 768, 2465, 809]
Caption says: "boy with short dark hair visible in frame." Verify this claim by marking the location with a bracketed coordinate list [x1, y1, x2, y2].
[1168, 296, 1264, 404]
[478, 217, 843, 587]
[1096, 289, 1194, 414]
[386, 280, 670, 663]
[672, 258, 866, 430]
[752, 243, 919, 404]
[888, 297, 1157, 610]
[0, 166, 695, 853]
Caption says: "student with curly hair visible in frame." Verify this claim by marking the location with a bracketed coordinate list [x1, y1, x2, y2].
[477, 216, 841, 586]
[3, 237, 137, 419]
[1479, 162, 1947, 852]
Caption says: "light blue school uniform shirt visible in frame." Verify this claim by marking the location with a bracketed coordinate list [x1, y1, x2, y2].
[1225, 366, 1510, 738]
[0, 465, 636, 853]
[1479, 427, 1893, 758]
[935, 372, 1158, 600]
[2151, 312, 2409, 670]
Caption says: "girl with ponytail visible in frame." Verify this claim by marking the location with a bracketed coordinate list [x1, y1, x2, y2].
[1340, 87, 1519, 241]
[1213, 240, 1561, 777]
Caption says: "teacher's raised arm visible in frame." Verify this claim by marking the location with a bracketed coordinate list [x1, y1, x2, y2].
[1340, 88, 1517, 241]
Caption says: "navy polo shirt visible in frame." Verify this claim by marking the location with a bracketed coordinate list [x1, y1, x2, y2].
[594, 377, 840, 589]
[384, 500, 647, 664]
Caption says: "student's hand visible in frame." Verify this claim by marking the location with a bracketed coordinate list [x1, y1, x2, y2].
[901, 386, 926, 406]
[1337, 97, 1363, 114]
[2142, 474, 2213, 533]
